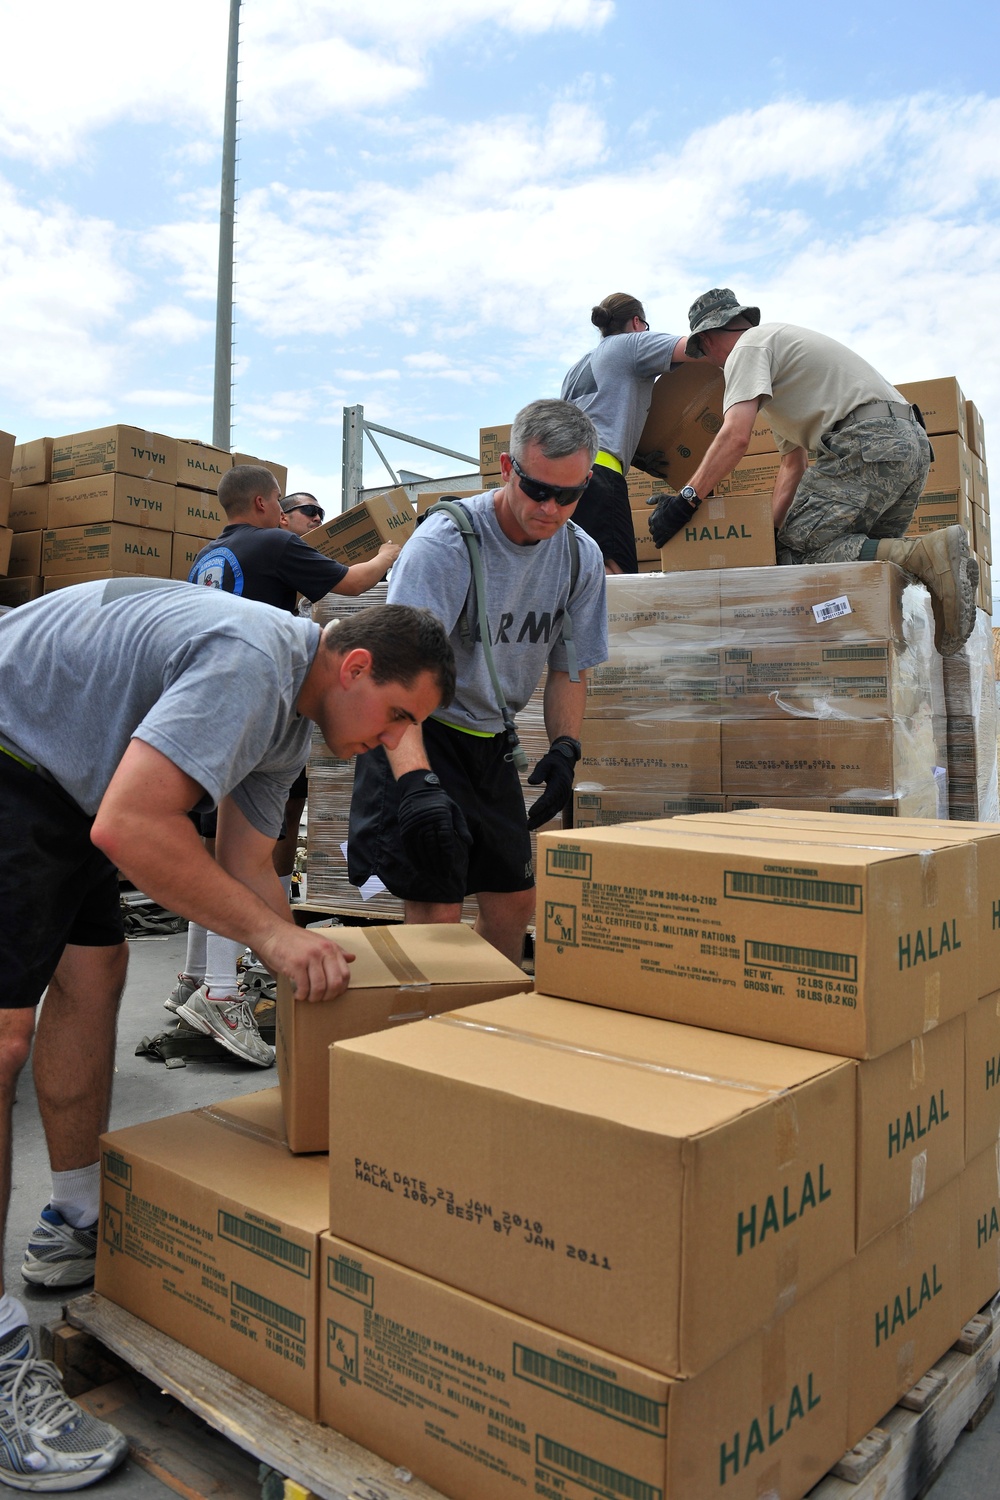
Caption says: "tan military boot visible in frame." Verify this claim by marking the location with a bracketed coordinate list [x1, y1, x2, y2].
[876, 526, 979, 656]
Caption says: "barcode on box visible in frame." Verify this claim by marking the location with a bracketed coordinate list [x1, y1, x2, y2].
[812, 594, 852, 623]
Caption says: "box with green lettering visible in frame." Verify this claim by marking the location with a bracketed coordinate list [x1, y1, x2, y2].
[327, 992, 856, 1378]
[958, 1145, 1000, 1320]
[319, 1238, 850, 1500]
[304, 489, 415, 564]
[965, 991, 1000, 1159]
[848, 1180, 961, 1442]
[533, 821, 978, 1058]
[96, 1088, 328, 1419]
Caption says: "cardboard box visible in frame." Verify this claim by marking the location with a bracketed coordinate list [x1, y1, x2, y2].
[855, 1015, 965, 1249]
[42, 523, 172, 578]
[631, 506, 660, 563]
[606, 569, 721, 639]
[47, 474, 177, 532]
[9, 485, 48, 533]
[8, 529, 41, 578]
[634, 363, 725, 489]
[719, 561, 919, 643]
[533, 821, 977, 1057]
[318, 1238, 852, 1500]
[905, 489, 974, 538]
[328, 992, 857, 1376]
[973, 453, 990, 512]
[973, 503, 991, 564]
[305, 490, 415, 564]
[697, 810, 1000, 1005]
[637, 558, 662, 572]
[720, 717, 943, 803]
[0, 576, 43, 607]
[0, 479, 9, 529]
[51, 425, 177, 483]
[847, 1180, 961, 1440]
[896, 378, 967, 441]
[746, 410, 779, 455]
[719, 640, 935, 721]
[277, 924, 531, 1153]
[414, 488, 477, 518]
[724, 794, 929, 816]
[11, 438, 52, 487]
[170, 532, 206, 580]
[574, 789, 725, 825]
[97, 1089, 328, 1419]
[479, 424, 511, 478]
[585, 646, 722, 714]
[43, 570, 133, 593]
[959, 1145, 1000, 1320]
[0, 429, 14, 479]
[966, 399, 986, 461]
[978, 559, 992, 613]
[659, 494, 776, 572]
[713, 451, 784, 499]
[230, 454, 289, 493]
[965, 992, 1000, 1161]
[174, 489, 226, 540]
[625, 466, 673, 505]
[579, 718, 721, 793]
[0, 527, 12, 575]
[922, 433, 974, 500]
[176, 439, 233, 492]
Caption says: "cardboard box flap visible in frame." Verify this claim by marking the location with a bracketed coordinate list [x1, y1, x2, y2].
[316, 922, 528, 992]
[548, 819, 943, 869]
[334, 992, 852, 1137]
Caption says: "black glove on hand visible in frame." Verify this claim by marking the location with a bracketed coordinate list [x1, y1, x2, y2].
[396, 770, 471, 887]
[526, 737, 581, 830]
[649, 490, 701, 548]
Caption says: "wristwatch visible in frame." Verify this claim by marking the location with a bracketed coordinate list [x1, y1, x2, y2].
[552, 736, 582, 762]
[678, 485, 699, 505]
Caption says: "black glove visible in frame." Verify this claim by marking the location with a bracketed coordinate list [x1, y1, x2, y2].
[526, 737, 581, 830]
[396, 770, 471, 889]
[649, 489, 701, 547]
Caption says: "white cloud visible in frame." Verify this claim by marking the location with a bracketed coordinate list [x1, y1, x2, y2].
[131, 305, 214, 345]
[120, 388, 210, 406]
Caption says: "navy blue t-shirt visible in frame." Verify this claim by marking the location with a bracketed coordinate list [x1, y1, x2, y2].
[189, 524, 348, 613]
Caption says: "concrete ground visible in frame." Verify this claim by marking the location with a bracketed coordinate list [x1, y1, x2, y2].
[0, 926, 997, 1498]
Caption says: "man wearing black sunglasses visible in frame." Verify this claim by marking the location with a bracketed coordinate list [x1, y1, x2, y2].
[280, 492, 326, 535]
[348, 399, 608, 965]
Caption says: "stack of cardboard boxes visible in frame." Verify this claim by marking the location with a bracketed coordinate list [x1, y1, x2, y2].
[0, 426, 287, 603]
[578, 563, 947, 823]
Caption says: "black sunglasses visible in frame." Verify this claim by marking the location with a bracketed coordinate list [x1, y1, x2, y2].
[509, 454, 591, 508]
[285, 503, 324, 521]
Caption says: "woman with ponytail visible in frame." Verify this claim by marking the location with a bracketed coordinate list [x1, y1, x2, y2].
[561, 293, 691, 573]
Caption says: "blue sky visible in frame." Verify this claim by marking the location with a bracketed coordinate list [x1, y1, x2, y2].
[2, 0, 999, 524]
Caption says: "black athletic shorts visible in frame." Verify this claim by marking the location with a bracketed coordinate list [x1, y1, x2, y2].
[287, 764, 308, 801]
[572, 463, 637, 573]
[347, 717, 534, 904]
[0, 753, 125, 1010]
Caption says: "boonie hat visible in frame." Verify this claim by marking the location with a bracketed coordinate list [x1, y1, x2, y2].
[686, 288, 760, 357]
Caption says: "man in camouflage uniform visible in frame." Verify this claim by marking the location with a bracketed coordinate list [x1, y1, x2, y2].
[649, 288, 976, 655]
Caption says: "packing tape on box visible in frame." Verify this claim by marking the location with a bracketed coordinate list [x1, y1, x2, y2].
[923, 972, 942, 1030]
[200, 1103, 288, 1149]
[432, 1015, 786, 1095]
[759, 1324, 788, 1499]
[896, 1338, 917, 1401]
[910, 1036, 926, 1089]
[773, 1094, 800, 1169]
[773, 1238, 800, 1319]
[367, 926, 431, 990]
[909, 1150, 928, 1213]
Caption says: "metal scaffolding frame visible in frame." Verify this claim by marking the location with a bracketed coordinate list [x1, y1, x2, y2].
[341, 404, 479, 511]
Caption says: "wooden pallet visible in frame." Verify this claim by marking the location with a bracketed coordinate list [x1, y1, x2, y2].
[61, 1294, 1000, 1500]
[63, 1293, 448, 1500]
[808, 1306, 1000, 1498]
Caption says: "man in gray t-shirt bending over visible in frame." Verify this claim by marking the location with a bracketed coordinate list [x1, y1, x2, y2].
[348, 399, 608, 966]
[0, 580, 451, 1490]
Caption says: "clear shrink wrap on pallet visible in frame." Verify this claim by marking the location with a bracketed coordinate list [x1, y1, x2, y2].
[943, 609, 1000, 821]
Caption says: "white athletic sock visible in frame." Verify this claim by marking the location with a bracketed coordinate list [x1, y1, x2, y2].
[184, 922, 208, 980]
[279, 873, 293, 899]
[0, 1295, 28, 1341]
[204, 933, 244, 998]
[50, 1163, 100, 1227]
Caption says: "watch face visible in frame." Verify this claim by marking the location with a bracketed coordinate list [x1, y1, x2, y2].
[424, 772, 440, 786]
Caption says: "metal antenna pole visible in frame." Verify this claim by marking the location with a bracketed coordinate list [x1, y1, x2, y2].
[213, 0, 241, 450]
[342, 405, 364, 511]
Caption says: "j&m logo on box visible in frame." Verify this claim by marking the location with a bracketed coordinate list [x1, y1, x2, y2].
[544, 903, 577, 948]
[103, 1204, 123, 1253]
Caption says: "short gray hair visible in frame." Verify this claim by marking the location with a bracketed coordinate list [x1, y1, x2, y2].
[510, 399, 598, 466]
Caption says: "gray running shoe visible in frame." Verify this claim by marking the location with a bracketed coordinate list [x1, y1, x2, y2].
[0, 1325, 128, 1490]
[176, 985, 274, 1068]
[164, 972, 200, 1016]
[21, 1209, 96, 1290]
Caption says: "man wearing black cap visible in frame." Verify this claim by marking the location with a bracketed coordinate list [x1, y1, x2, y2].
[649, 289, 977, 656]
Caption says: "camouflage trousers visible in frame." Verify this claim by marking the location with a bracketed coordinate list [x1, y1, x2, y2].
[777, 412, 932, 565]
